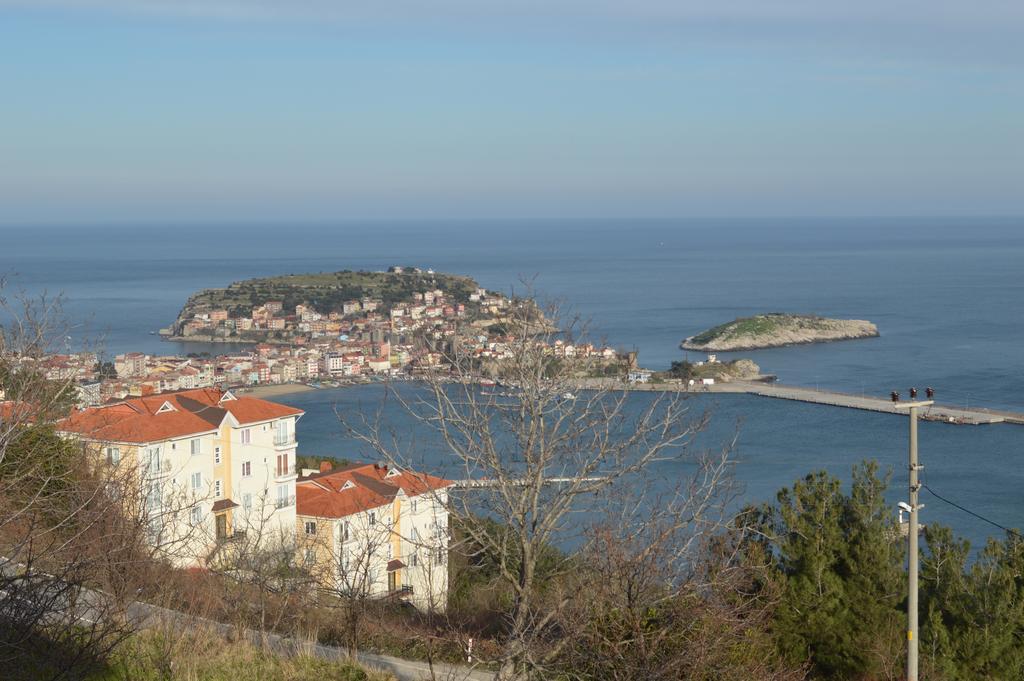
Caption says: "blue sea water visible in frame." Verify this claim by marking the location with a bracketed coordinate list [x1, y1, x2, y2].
[2, 218, 1023, 548]
[278, 383, 1024, 553]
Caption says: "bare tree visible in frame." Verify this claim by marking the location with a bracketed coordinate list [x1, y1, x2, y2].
[550, 494, 807, 681]
[0, 284, 215, 679]
[0, 285, 133, 679]
[204, 488, 305, 636]
[349, 294, 735, 680]
[297, 507, 395, 655]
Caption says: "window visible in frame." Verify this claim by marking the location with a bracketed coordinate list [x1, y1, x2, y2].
[410, 499, 417, 514]
[147, 446, 161, 472]
[241, 429, 251, 444]
[343, 521, 350, 541]
[190, 506, 202, 526]
[214, 479, 222, 498]
[241, 461, 251, 477]
[145, 482, 162, 512]
[190, 439, 201, 456]
[369, 512, 376, 526]
[147, 516, 163, 542]
[387, 542, 392, 560]
[275, 420, 288, 445]
[304, 521, 317, 535]
[106, 446, 120, 465]
[435, 548, 446, 566]
[276, 452, 290, 477]
[214, 447, 222, 464]
[242, 493, 252, 511]
[275, 484, 290, 508]
[191, 472, 202, 490]
[410, 553, 418, 567]
[304, 548, 315, 566]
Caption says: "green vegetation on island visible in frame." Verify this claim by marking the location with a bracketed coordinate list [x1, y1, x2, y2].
[662, 357, 761, 382]
[176, 269, 479, 321]
[682, 313, 879, 352]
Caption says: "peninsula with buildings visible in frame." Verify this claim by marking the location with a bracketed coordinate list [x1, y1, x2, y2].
[681, 313, 879, 352]
[26, 267, 632, 405]
[164, 267, 494, 344]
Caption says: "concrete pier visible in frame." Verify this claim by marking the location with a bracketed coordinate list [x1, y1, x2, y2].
[730, 381, 1014, 425]
[570, 377, 1024, 426]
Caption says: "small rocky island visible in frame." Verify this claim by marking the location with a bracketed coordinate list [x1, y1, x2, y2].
[681, 313, 879, 352]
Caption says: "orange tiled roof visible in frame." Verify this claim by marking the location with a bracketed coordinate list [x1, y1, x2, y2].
[58, 387, 303, 444]
[0, 400, 36, 423]
[297, 462, 452, 519]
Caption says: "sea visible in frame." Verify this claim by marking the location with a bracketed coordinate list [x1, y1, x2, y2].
[2, 218, 1023, 549]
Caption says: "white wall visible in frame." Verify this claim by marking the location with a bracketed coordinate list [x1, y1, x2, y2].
[128, 413, 299, 568]
[327, 487, 450, 610]
[231, 415, 298, 541]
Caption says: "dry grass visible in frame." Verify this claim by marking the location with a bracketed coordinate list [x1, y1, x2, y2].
[93, 627, 396, 681]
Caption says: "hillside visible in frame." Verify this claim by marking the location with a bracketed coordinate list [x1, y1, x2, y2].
[681, 313, 878, 352]
[175, 270, 480, 320]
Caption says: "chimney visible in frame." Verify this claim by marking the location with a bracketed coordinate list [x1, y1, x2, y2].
[319, 461, 332, 473]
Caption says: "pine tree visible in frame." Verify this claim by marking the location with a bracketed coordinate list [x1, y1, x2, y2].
[921, 526, 1024, 679]
[758, 461, 905, 679]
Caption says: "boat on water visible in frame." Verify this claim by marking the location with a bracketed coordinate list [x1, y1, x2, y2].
[562, 392, 577, 400]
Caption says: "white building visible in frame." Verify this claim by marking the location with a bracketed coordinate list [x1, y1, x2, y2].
[627, 369, 652, 384]
[296, 462, 453, 611]
[59, 388, 303, 567]
[323, 352, 346, 377]
[114, 352, 148, 378]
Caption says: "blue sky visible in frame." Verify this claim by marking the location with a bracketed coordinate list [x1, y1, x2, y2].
[1, 1, 1022, 223]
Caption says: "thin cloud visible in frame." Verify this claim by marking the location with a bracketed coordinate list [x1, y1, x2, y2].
[5, 0, 1023, 68]
[4, 0, 1023, 32]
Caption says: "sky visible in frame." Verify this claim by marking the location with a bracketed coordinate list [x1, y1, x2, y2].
[1, 1, 1022, 223]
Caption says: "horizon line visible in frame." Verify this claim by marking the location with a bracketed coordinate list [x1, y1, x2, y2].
[2, 214, 1023, 229]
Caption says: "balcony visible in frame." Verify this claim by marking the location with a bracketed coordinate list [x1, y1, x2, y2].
[379, 584, 414, 603]
[274, 495, 296, 510]
[273, 433, 295, 447]
[274, 461, 296, 479]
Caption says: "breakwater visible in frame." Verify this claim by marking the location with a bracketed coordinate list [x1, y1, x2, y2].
[571, 378, 1024, 426]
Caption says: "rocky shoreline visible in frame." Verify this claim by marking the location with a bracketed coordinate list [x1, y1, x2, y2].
[163, 334, 264, 344]
[682, 314, 879, 352]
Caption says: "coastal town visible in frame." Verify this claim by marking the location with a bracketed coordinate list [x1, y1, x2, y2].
[2, 2, 1017, 678]
[20, 269, 631, 405]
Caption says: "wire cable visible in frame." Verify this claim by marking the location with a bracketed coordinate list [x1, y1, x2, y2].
[921, 483, 1023, 541]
